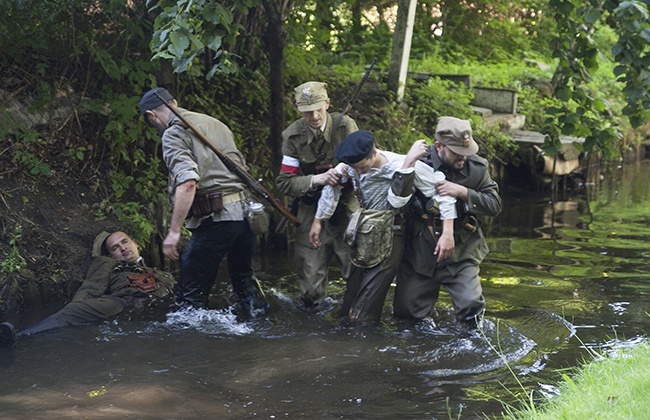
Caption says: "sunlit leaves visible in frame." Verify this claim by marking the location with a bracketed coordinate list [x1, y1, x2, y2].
[148, 0, 258, 78]
[544, 0, 650, 157]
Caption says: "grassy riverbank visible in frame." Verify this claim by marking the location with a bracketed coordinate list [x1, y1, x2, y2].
[505, 341, 650, 419]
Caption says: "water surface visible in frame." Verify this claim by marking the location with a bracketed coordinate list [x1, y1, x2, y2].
[1, 161, 648, 418]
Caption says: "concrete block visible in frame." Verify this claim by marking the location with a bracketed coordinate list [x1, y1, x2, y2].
[470, 106, 493, 118]
[431, 74, 472, 88]
[473, 87, 518, 114]
[483, 113, 526, 131]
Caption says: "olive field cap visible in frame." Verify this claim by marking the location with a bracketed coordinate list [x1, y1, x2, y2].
[139, 87, 174, 115]
[335, 130, 375, 164]
[434, 116, 479, 156]
[294, 81, 329, 112]
[92, 231, 112, 257]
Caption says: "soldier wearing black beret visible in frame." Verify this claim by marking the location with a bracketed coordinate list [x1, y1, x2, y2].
[310, 130, 458, 326]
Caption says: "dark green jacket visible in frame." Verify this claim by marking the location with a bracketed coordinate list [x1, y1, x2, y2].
[421, 148, 502, 275]
[72, 257, 176, 302]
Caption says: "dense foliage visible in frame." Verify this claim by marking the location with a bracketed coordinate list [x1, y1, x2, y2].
[1, 0, 649, 246]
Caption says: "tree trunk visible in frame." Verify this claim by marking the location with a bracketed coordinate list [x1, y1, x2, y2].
[388, 0, 417, 102]
[261, 0, 288, 177]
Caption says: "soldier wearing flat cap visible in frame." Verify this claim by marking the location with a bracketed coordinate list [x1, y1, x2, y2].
[309, 131, 457, 326]
[138, 87, 268, 318]
[275, 81, 360, 309]
[394, 117, 502, 328]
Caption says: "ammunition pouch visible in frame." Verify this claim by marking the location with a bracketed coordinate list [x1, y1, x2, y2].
[127, 272, 158, 293]
[188, 189, 223, 218]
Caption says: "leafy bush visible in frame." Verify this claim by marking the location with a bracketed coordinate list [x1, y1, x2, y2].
[0, 226, 27, 276]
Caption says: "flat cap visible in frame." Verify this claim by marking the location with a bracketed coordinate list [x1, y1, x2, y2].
[336, 130, 375, 164]
[434, 117, 479, 156]
[294, 81, 329, 113]
[139, 87, 173, 115]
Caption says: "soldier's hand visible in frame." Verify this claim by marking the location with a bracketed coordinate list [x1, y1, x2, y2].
[435, 180, 467, 199]
[162, 231, 181, 261]
[312, 168, 341, 187]
[434, 231, 455, 262]
[309, 219, 323, 248]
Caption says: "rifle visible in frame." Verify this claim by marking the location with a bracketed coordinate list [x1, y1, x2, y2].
[275, 58, 378, 233]
[155, 92, 299, 226]
[341, 57, 377, 115]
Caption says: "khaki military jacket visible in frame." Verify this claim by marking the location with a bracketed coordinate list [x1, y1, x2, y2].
[276, 112, 360, 230]
[162, 108, 249, 227]
[72, 257, 176, 302]
[276, 112, 358, 198]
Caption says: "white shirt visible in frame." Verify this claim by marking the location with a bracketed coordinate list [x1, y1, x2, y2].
[316, 150, 456, 220]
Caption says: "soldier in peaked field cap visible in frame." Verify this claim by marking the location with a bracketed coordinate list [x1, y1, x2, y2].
[0, 231, 176, 347]
[434, 117, 479, 157]
[276, 80, 360, 309]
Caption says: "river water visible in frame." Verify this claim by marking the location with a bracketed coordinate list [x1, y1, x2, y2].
[1, 160, 649, 418]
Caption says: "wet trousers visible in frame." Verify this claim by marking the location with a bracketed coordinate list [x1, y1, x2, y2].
[342, 233, 404, 326]
[394, 260, 485, 323]
[18, 296, 131, 336]
[294, 222, 351, 306]
[177, 218, 269, 316]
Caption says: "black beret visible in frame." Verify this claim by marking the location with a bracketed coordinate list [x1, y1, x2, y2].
[335, 130, 375, 164]
[139, 87, 173, 115]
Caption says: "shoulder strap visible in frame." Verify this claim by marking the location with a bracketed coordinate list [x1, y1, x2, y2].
[351, 171, 365, 208]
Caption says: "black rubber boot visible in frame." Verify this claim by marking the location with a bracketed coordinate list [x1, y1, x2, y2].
[235, 277, 269, 320]
[0, 322, 17, 348]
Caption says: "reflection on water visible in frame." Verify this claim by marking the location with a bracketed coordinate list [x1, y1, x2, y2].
[1, 161, 649, 418]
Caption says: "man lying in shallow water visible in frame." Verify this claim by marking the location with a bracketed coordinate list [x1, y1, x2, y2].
[0, 231, 176, 348]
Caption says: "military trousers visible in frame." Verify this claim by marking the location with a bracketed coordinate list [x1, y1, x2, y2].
[395, 260, 485, 323]
[294, 204, 351, 306]
[18, 296, 128, 336]
[342, 233, 404, 326]
[178, 218, 269, 316]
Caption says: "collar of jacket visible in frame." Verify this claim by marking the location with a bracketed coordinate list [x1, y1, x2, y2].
[306, 113, 332, 145]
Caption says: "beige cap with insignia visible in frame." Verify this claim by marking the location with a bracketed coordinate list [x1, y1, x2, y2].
[434, 116, 479, 156]
[294, 81, 329, 112]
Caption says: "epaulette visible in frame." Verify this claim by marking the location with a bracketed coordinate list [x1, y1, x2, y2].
[283, 119, 308, 139]
[467, 154, 488, 166]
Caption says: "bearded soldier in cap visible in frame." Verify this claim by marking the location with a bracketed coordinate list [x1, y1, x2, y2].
[276, 82, 359, 308]
[394, 117, 502, 327]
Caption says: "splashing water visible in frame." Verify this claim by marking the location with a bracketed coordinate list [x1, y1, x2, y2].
[163, 307, 254, 335]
